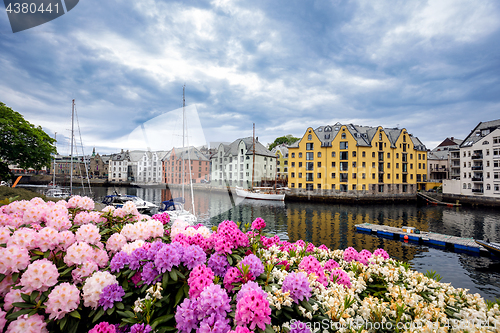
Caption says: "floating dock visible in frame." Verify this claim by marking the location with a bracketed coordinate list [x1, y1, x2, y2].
[355, 223, 486, 255]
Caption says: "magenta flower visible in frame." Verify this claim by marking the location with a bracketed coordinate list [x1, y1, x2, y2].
[324, 259, 340, 271]
[234, 289, 271, 331]
[358, 249, 372, 265]
[89, 322, 117, 333]
[373, 248, 390, 260]
[251, 217, 266, 230]
[343, 247, 359, 262]
[223, 266, 243, 292]
[188, 264, 214, 299]
[331, 269, 351, 288]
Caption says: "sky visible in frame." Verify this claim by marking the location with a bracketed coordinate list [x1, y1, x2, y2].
[1, 0, 500, 156]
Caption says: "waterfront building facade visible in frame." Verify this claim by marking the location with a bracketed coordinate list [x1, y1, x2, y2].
[162, 146, 210, 185]
[443, 119, 500, 198]
[89, 148, 111, 178]
[271, 144, 289, 180]
[288, 123, 427, 193]
[427, 137, 462, 182]
[49, 155, 87, 177]
[211, 137, 276, 188]
[108, 150, 131, 182]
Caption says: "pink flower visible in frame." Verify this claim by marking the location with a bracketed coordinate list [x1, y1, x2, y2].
[7, 228, 37, 249]
[82, 271, 118, 309]
[36, 227, 60, 252]
[76, 224, 101, 245]
[251, 217, 266, 231]
[0, 309, 6, 333]
[5, 313, 48, 333]
[373, 248, 390, 260]
[20, 259, 59, 292]
[58, 230, 76, 251]
[323, 259, 340, 271]
[0, 226, 12, 243]
[224, 267, 243, 292]
[188, 264, 214, 299]
[234, 289, 271, 331]
[72, 261, 99, 284]
[4, 288, 22, 311]
[331, 269, 351, 288]
[299, 256, 328, 286]
[0, 245, 30, 274]
[67, 195, 95, 210]
[22, 202, 46, 224]
[343, 247, 359, 263]
[0, 275, 14, 297]
[106, 233, 127, 253]
[64, 242, 93, 266]
[89, 322, 117, 333]
[357, 249, 372, 265]
[45, 282, 80, 320]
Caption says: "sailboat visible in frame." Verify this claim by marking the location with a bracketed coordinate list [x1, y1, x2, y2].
[235, 124, 286, 201]
[159, 86, 197, 224]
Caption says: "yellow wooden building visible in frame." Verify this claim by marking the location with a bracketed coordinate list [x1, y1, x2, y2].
[288, 123, 428, 193]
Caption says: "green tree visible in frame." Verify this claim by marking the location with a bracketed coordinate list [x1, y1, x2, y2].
[268, 134, 300, 150]
[0, 102, 56, 181]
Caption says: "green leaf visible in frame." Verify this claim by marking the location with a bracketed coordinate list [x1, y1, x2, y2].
[20, 293, 31, 303]
[162, 272, 170, 289]
[151, 314, 175, 329]
[115, 302, 125, 310]
[11, 272, 19, 283]
[92, 308, 105, 323]
[29, 290, 39, 303]
[68, 320, 80, 333]
[265, 324, 275, 333]
[117, 310, 135, 318]
[107, 307, 115, 316]
[183, 283, 189, 298]
[6, 308, 32, 320]
[59, 316, 68, 331]
[128, 270, 136, 279]
[12, 302, 33, 308]
[69, 310, 81, 319]
[174, 285, 185, 306]
[60, 266, 73, 276]
[0, 274, 5, 283]
[227, 255, 233, 265]
[169, 270, 178, 282]
[300, 300, 315, 313]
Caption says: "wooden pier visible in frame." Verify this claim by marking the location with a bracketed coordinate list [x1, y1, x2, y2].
[355, 223, 487, 255]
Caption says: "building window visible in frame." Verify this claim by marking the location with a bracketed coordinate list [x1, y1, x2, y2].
[317, 173, 321, 179]
[340, 162, 348, 171]
[362, 162, 365, 167]
[352, 173, 356, 179]
[306, 143, 314, 150]
[331, 173, 336, 179]
[308, 134, 312, 140]
[332, 162, 336, 168]
[299, 162, 303, 167]
[306, 173, 313, 181]
[306, 162, 314, 171]
[341, 133, 346, 139]
[291, 183, 295, 188]
[340, 142, 348, 149]
[317, 152, 322, 158]
[317, 162, 321, 167]
[298, 183, 302, 188]
[306, 152, 314, 160]
[332, 184, 336, 189]
[306, 183, 314, 191]
[292, 153, 295, 158]
[362, 184, 366, 190]
[298, 173, 302, 178]
[331, 152, 336, 157]
[372, 173, 375, 179]
[362, 151, 366, 157]
[352, 162, 356, 168]
[340, 152, 348, 160]
[299, 153, 302, 158]
[352, 151, 356, 157]
[372, 152, 375, 158]
[291, 172, 295, 178]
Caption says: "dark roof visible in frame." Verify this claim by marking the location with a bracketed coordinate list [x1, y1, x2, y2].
[461, 119, 500, 148]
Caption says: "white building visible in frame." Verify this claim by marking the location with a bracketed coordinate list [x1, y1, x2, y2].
[211, 137, 276, 188]
[443, 120, 500, 198]
[108, 150, 168, 184]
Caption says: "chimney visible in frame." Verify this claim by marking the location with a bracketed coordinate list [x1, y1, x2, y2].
[256, 137, 258, 142]
[451, 137, 454, 141]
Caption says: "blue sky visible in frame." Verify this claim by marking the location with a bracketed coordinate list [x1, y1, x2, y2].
[1, 0, 500, 155]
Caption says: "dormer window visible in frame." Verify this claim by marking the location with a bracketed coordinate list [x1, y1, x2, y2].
[318, 128, 323, 132]
[325, 126, 332, 132]
[308, 134, 312, 140]
[325, 134, 330, 139]
[379, 133, 382, 140]
[341, 133, 346, 139]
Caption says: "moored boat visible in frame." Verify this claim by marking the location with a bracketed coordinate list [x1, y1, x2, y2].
[475, 239, 500, 258]
[102, 194, 158, 214]
[235, 186, 285, 201]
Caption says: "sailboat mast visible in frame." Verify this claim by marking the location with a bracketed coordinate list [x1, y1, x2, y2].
[252, 123, 255, 189]
[182, 85, 185, 199]
[53, 132, 57, 186]
[70, 99, 75, 195]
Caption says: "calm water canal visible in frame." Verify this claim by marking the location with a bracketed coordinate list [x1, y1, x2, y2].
[71, 186, 500, 301]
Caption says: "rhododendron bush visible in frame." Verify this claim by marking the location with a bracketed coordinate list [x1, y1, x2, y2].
[0, 197, 500, 333]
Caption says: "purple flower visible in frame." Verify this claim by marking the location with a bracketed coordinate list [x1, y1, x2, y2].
[236, 281, 268, 302]
[198, 313, 231, 333]
[238, 254, 264, 278]
[207, 253, 229, 277]
[147, 241, 166, 261]
[129, 247, 148, 270]
[197, 283, 232, 318]
[155, 243, 184, 273]
[182, 245, 207, 270]
[175, 298, 199, 333]
[99, 283, 125, 310]
[110, 251, 130, 273]
[130, 323, 152, 333]
[141, 262, 161, 285]
[282, 272, 311, 304]
[290, 320, 312, 333]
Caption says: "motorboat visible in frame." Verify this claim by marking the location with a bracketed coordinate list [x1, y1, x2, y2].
[235, 186, 286, 201]
[102, 194, 158, 214]
[475, 240, 500, 258]
[45, 187, 70, 199]
[159, 197, 196, 224]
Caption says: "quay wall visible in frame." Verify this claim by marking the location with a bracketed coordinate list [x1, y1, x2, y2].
[443, 194, 500, 207]
[284, 189, 416, 204]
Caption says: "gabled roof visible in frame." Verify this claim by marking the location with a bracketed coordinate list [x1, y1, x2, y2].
[224, 137, 275, 158]
[461, 119, 500, 148]
[292, 123, 426, 151]
[164, 146, 209, 161]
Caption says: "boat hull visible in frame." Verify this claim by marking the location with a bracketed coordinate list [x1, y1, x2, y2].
[235, 187, 285, 201]
[476, 240, 500, 258]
